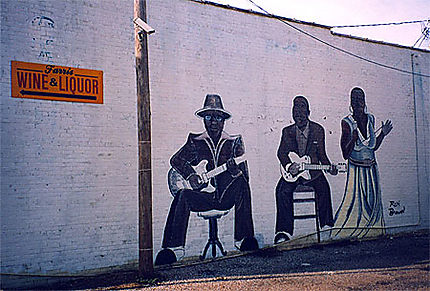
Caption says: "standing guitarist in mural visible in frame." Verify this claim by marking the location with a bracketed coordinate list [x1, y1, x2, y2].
[274, 96, 338, 244]
[155, 94, 259, 265]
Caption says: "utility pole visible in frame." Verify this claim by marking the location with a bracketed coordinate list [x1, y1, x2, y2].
[134, 0, 153, 277]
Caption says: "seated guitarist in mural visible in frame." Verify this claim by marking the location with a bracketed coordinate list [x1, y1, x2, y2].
[274, 96, 338, 244]
[155, 94, 259, 265]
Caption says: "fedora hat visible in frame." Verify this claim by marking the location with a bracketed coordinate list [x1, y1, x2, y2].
[195, 94, 231, 120]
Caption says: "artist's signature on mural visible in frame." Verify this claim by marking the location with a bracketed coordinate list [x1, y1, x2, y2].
[388, 200, 405, 216]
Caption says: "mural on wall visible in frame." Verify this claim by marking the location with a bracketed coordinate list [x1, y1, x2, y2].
[274, 96, 344, 244]
[331, 87, 393, 239]
[155, 94, 259, 265]
[145, 2, 428, 268]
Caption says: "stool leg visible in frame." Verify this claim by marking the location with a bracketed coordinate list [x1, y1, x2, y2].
[200, 217, 227, 260]
[200, 218, 218, 260]
[200, 240, 211, 260]
[209, 218, 218, 258]
[215, 240, 227, 256]
[314, 194, 321, 243]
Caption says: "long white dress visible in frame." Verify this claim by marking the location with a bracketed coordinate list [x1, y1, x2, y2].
[331, 114, 385, 239]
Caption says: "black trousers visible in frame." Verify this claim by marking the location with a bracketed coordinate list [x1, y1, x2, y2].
[162, 176, 255, 248]
[275, 174, 334, 235]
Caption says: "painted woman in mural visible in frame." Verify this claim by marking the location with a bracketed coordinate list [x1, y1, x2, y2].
[331, 87, 393, 239]
[274, 96, 339, 244]
[155, 94, 259, 265]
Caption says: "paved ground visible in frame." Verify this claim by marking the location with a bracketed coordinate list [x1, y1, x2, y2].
[50, 231, 428, 290]
[135, 264, 428, 290]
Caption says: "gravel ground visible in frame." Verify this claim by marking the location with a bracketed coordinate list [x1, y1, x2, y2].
[49, 231, 429, 290]
[134, 264, 429, 290]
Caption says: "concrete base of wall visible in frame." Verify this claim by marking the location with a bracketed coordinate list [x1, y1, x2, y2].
[0, 261, 138, 290]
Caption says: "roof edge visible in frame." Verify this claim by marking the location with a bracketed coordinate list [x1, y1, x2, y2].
[189, 0, 331, 29]
[189, 0, 430, 53]
[331, 31, 430, 53]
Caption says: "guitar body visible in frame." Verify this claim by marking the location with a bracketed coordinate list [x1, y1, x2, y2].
[168, 156, 246, 197]
[167, 168, 191, 197]
[168, 160, 215, 196]
[280, 152, 346, 182]
[280, 152, 312, 182]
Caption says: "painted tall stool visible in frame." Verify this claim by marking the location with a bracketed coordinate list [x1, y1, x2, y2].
[293, 185, 321, 243]
[198, 209, 229, 260]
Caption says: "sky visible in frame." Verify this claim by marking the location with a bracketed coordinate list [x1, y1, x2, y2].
[210, 0, 430, 49]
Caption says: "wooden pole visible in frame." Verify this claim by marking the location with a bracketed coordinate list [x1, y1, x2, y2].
[134, 0, 153, 277]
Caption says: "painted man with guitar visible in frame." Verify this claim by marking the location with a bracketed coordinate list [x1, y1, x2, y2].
[274, 96, 339, 244]
[155, 94, 258, 265]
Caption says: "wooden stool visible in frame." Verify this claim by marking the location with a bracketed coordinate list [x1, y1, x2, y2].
[293, 185, 320, 243]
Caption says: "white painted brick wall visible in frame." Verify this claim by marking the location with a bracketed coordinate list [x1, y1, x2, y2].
[148, 0, 429, 258]
[1, 0, 428, 277]
[1, 0, 137, 275]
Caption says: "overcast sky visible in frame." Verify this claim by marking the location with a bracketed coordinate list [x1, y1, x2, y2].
[211, 0, 430, 48]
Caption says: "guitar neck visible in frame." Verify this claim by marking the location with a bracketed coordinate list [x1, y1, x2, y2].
[303, 164, 331, 171]
[206, 156, 246, 179]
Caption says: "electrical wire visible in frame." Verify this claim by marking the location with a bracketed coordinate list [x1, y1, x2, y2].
[413, 33, 427, 48]
[332, 20, 427, 28]
[246, 0, 430, 78]
[413, 21, 430, 48]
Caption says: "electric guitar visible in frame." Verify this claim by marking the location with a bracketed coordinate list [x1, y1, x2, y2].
[168, 156, 246, 196]
[280, 152, 346, 182]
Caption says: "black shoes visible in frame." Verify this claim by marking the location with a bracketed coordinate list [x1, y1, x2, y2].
[154, 248, 177, 266]
[274, 232, 290, 244]
[239, 236, 259, 252]
[156, 237, 260, 266]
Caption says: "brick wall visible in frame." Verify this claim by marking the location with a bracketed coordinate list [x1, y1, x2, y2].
[1, 0, 428, 281]
[148, 0, 429, 258]
[1, 0, 137, 277]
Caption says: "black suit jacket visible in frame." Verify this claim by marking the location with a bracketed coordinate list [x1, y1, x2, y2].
[277, 121, 331, 181]
[171, 131, 249, 197]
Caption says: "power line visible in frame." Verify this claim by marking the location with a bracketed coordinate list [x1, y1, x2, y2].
[332, 20, 427, 28]
[413, 21, 430, 48]
[246, 0, 430, 78]
[413, 30, 427, 48]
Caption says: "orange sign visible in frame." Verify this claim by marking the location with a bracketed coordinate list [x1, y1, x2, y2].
[11, 61, 103, 104]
